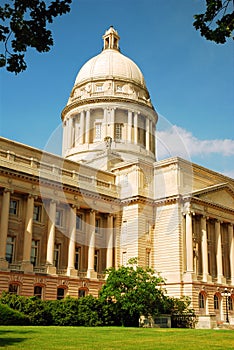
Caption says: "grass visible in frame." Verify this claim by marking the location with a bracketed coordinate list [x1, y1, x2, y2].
[0, 326, 233, 350]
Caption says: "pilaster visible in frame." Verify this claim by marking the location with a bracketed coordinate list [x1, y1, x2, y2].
[0, 189, 11, 269]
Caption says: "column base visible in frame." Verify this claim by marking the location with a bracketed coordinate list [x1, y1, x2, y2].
[202, 273, 212, 283]
[87, 269, 97, 279]
[21, 261, 33, 273]
[46, 265, 57, 275]
[217, 275, 226, 284]
[67, 267, 77, 277]
[0, 258, 8, 270]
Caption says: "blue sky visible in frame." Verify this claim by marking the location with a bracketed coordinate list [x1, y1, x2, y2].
[0, 0, 233, 177]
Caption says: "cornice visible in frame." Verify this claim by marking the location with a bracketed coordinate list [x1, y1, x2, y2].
[61, 96, 155, 120]
[190, 196, 234, 215]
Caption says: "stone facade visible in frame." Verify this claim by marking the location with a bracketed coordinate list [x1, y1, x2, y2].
[0, 27, 233, 327]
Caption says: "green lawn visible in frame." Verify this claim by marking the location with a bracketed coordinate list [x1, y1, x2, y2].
[0, 326, 233, 350]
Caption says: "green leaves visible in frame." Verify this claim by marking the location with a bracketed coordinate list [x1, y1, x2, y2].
[193, 0, 234, 44]
[99, 263, 167, 326]
[0, 0, 72, 73]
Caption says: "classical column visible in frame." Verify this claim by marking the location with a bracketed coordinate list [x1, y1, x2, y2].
[80, 111, 85, 144]
[62, 120, 67, 156]
[103, 108, 108, 136]
[127, 110, 132, 142]
[106, 214, 113, 269]
[21, 194, 35, 272]
[110, 108, 115, 139]
[216, 220, 224, 283]
[85, 110, 90, 143]
[149, 120, 153, 152]
[67, 205, 77, 276]
[229, 224, 234, 285]
[185, 211, 193, 273]
[134, 112, 138, 144]
[201, 216, 209, 282]
[0, 189, 11, 268]
[74, 116, 80, 147]
[67, 117, 73, 149]
[46, 200, 57, 274]
[146, 117, 150, 151]
[87, 210, 96, 278]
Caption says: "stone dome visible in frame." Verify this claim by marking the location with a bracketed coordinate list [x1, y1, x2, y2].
[75, 49, 146, 88]
[74, 26, 146, 89]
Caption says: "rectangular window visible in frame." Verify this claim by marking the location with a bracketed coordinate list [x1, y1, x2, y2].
[55, 209, 63, 227]
[116, 85, 123, 92]
[95, 218, 101, 234]
[33, 205, 42, 222]
[31, 240, 39, 266]
[94, 249, 99, 272]
[76, 214, 82, 231]
[146, 250, 151, 267]
[115, 123, 122, 141]
[122, 251, 127, 266]
[121, 220, 128, 244]
[6, 236, 15, 263]
[96, 85, 103, 92]
[95, 123, 102, 140]
[75, 246, 81, 270]
[54, 244, 61, 268]
[9, 200, 18, 215]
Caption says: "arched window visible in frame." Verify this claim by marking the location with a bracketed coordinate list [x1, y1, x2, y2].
[57, 287, 66, 300]
[199, 292, 205, 309]
[78, 288, 87, 298]
[214, 294, 219, 310]
[8, 283, 19, 295]
[228, 296, 233, 311]
[34, 285, 43, 299]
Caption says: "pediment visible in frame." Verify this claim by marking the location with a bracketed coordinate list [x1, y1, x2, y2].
[192, 183, 234, 209]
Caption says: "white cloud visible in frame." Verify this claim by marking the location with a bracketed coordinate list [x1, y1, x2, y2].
[157, 125, 234, 160]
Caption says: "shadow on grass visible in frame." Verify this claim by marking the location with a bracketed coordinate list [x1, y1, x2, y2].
[0, 329, 33, 347]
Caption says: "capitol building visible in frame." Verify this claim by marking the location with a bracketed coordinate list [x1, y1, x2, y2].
[0, 27, 233, 328]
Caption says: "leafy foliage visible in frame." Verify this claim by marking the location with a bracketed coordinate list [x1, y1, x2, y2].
[0, 302, 30, 325]
[0, 0, 72, 73]
[99, 260, 168, 327]
[0, 291, 52, 325]
[193, 0, 234, 43]
[0, 266, 196, 328]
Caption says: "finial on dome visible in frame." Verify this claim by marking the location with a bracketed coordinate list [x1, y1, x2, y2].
[102, 26, 120, 51]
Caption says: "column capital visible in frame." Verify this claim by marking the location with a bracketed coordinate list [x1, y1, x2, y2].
[3, 188, 13, 194]
[71, 204, 80, 210]
[27, 193, 38, 200]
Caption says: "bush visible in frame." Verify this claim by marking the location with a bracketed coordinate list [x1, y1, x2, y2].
[47, 298, 80, 326]
[0, 292, 52, 325]
[0, 302, 30, 325]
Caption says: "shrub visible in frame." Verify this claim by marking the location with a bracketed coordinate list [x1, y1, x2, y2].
[0, 302, 30, 325]
[0, 292, 52, 325]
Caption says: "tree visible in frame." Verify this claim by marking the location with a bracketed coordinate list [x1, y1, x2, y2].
[0, 0, 72, 74]
[193, 0, 234, 43]
[99, 259, 168, 327]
